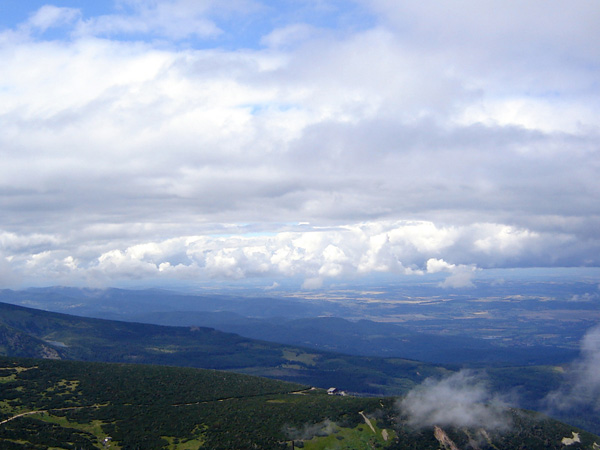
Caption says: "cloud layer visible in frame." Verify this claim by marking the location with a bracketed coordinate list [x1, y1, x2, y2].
[1, 1, 599, 287]
[1, 220, 594, 288]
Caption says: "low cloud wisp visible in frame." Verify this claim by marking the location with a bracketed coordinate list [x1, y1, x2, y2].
[285, 419, 338, 441]
[545, 325, 600, 413]
[399, 370, 511, 431]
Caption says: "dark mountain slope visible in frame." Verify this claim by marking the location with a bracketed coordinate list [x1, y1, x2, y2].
[130, 311, 577, 365]
[0, 323, 64, 359]
[0, 301, 445, 395]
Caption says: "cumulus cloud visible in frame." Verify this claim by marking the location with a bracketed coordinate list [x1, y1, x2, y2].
[545, 325, 600, 412]
[426, 258, 477, 288]
[399, 370, 511, 430]
[1, 220, 599, 288]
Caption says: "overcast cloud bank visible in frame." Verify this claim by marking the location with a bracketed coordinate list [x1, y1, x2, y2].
[1, 1, 599, 287]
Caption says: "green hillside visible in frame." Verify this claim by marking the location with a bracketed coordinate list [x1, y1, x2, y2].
[1, 356, 598, 450]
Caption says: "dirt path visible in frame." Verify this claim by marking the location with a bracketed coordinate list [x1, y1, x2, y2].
[0, 410, 44, 425]
[0, 404, 105, 426]
[359, 411, 376, 433]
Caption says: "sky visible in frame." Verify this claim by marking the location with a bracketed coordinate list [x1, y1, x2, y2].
[1, 0, 599, 289]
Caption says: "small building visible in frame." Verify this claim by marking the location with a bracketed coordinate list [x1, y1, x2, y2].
[327, 387, 349, 396]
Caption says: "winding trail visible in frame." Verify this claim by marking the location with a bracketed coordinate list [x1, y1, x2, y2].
[0, 404, 105, 426]
[0, 410, 44, 425]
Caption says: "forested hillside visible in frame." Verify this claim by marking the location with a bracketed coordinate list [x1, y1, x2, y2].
[1, 356, 599, 450]
[0, 301, 447, 395]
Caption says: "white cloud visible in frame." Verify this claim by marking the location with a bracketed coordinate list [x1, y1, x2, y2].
[28, 5, 81, 33]
[426, 258, 455, 274]
[427, 258, 477, 288]
[302, 277, 324, 290]
[440, 268, 477, 289]
[75, 0, 223, 40]
[545, 325, 600, 412]
[2, 220, 593, 288]
[364, 0, 600, 132]
[0, 1, 599, 288]
[0, 251, 22, 289]
[399, 370, 510, 430]
[260, 23, 319, 49]
[474, 225, 538, 255]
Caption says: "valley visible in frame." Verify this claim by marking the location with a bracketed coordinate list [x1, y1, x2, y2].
[2, 278, 597, 366]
